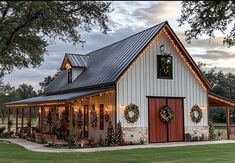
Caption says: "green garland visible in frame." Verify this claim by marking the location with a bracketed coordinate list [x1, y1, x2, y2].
[90, 105, 97, 127]
[124, 103, 139, 123]
[190, 105, 202, 123]
[159, 105, 174, 124]
[77, 109, 83, 128]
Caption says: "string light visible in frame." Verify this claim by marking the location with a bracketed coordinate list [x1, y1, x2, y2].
[209, 94, 234, 106]
[117, 25, 207, 91]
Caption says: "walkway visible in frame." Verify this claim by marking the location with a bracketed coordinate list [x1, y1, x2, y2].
[2, 138, 235, 153]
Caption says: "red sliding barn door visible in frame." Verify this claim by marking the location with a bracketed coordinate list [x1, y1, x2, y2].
[148, 97, 184, 143]
[149, 98, 167, 143]
[168, 99, 184, 142]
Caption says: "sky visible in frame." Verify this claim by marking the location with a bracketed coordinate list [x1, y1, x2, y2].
[4, 1, 235, 91]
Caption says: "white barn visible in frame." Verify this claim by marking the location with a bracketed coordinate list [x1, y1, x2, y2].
[6, 21, 234, 144]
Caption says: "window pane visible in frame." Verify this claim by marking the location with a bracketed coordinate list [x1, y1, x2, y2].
[157, 55, 173, 79]
[68, 69, 72, 83]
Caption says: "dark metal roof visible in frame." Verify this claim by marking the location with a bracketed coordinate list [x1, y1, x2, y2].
[6, 88, 112, 106]
[44, 21, 166, 94]
[66, 53, 89, 68]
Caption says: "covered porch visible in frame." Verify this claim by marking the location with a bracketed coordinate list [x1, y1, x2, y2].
[5, 88, 116, 145]
[208, 92, 235, 140]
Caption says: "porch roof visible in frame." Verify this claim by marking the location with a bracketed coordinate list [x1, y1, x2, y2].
[5, 88, 113, 108]
[208, 92, 235, 107]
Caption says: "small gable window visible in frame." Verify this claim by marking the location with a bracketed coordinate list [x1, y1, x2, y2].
[68, 68, 72, 83]
[157, 45, 173, 79]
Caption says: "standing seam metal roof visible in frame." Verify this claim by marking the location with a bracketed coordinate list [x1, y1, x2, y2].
[44, 21, 166, 94]
[66, 53, 89, 68]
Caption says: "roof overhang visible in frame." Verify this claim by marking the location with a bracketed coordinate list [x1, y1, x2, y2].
[208, 92, 235, 107]
[5, 88, 114, 108]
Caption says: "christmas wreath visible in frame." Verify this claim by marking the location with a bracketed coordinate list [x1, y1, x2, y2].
[159, 105, 174, 124]
[190, 105, 202, 123]
[124, 103, 139, 123]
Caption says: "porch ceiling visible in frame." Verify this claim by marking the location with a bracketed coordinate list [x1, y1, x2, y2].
[5, 88, 114, 108]
[208, 92, 235, 107]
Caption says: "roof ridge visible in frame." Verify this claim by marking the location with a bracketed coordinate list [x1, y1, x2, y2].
[86, 21, 167, 56]
[65, 53, 88, 57]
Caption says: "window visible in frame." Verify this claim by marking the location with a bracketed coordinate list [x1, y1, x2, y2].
[157, 55, 173, 79]
[68, 68, 72, 83]
[100, 104, 104, 130]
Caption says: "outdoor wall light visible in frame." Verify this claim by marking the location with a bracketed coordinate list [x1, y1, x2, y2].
[120, 105, 125, 109]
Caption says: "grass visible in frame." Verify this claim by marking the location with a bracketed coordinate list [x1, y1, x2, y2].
[1, 142, 235, 162]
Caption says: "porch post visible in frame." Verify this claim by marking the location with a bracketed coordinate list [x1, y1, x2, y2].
[69, 103, 74, 134]
[7, 107, 10, 132]
[40, 107, 45, 134]
[28, 107, 32, 133]
[16, 108, 18, 134]
[226, 107, 231, 140]
[38, 107, 40, 128]
[21, 108, 24, 135]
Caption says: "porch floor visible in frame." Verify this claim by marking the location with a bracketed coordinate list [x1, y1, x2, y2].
[2, 138, 235, 153]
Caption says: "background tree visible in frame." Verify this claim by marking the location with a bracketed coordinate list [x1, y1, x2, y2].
[178, 1, 235, 47]
[0, 1, 112, 77]
[0, 78, 16, 123]
[38, 70, 60, 92]
[0, 81, 38, 124]
[15, 84, 37, 100]
[198, 63, 235, 123]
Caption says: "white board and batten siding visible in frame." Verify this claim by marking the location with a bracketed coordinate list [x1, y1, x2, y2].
[116, 31, 208, 129]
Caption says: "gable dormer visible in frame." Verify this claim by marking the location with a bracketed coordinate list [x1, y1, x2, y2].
[61, 53, 89, 83]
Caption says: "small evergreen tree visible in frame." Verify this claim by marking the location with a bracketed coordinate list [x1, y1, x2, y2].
[90, 105, 97, 127]
[105, 121, 115, 146]
[208, 121, 216, 140]
[46, 111, 52, 125]
[115, 121, 123, 145]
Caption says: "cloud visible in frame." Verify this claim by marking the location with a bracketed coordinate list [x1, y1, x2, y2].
[3, 1, 235, 91]
[175, 31, 227, 49]
[131, 1, 180, 26]
[192, 50, 235, 60]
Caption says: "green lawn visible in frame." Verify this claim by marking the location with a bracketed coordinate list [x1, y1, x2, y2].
[1, 142, 235, 163]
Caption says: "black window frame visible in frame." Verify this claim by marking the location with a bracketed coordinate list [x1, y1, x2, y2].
[68, 68, 72, 83]
[157, 55, 173, 79]
[99, 104, 104, 130]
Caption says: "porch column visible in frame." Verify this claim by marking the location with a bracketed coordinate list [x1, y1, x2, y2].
[69, 103, 74, 134]
[38, 108, 40, 128]
[40, 107, 45, 134]
[16, 108, 18, 134]
[28, 107, 32, 134]
[21, 108, 24, 135]
[7, 107, 10, 132]
[226, 107, 231, 140]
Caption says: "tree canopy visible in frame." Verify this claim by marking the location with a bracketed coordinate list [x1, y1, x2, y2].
[0, 79, 38, 123]
[198, 63, 235, 100]
[178, 1, 235, 47]
[38, 70, 60, 94]
[0, 1, 112, 77]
